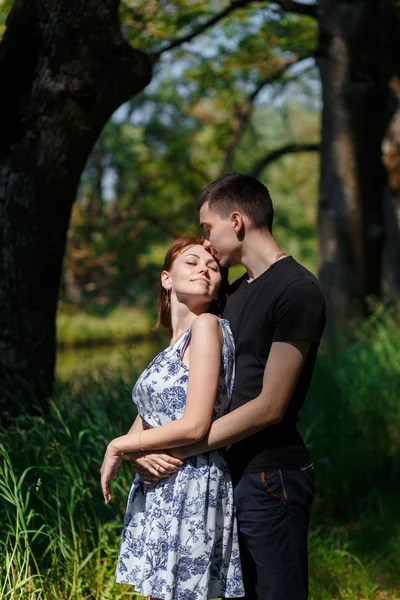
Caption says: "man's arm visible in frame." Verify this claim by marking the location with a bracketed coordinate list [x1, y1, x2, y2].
[174, 340, 310, 459]
[123, 414, 183, 478]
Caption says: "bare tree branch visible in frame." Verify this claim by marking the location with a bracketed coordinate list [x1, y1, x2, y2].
[220, 54, 312, 175]
[250, 143, 320, 178]
[249, 55, 301, 102]
[273, 0, 317, 18]
[151, 0, 254, 61]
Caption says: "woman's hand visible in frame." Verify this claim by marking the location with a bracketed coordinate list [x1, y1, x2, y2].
[100, 442, 122, 504]
[124, 451, 183, 479]
[122, 451, 183, 486]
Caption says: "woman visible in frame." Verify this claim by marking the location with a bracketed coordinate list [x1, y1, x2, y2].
[100, 238, 244, 600]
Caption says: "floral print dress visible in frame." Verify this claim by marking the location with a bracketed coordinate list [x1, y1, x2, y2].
[115, 318, 244, 600]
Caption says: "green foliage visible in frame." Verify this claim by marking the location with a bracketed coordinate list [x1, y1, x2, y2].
[1, 308, 400, 599]
[60, 1, 319, 307]
[0, 374, 142, 599]
[302, 303, 400, 520]
[2, 4, 398, 595]
[56, 305, 155, 347]
[55, 306, 166, 382]
[64, 101, 320, 304]
[309, 526, 399, 600]
[0, 0, 13, 38]
[120, 0, 221, 54]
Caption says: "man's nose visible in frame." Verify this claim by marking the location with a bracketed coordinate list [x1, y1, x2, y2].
[203, 238, 211, 249]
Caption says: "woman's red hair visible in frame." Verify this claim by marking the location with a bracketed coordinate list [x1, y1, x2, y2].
[154, 237, 228, 332]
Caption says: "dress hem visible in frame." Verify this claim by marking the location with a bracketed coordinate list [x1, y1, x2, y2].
[115, 576, 244, 599]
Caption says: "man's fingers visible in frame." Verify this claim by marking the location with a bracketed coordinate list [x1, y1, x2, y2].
[141, 475, 159, 482]
[121, 452, 138, 461]
[143, 479, 156, 488]
[134, 466, 147, 475]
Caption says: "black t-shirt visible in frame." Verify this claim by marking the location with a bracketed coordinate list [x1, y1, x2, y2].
[222, 256, 326, 475]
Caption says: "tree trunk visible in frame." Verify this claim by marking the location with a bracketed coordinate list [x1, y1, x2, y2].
[0, 0, 151, 419]
[382, 75, 400, 297]
[316, 0, 399, 337]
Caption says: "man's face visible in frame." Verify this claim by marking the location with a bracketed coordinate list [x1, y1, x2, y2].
[199, 202, 241, 267]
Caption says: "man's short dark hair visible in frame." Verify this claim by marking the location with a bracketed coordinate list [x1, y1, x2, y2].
[197, 173, 274, 231]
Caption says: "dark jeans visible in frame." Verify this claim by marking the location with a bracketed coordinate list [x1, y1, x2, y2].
[226, 462, 314, 600]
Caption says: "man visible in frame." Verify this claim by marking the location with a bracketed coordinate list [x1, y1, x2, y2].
[133, 173, 326, 599]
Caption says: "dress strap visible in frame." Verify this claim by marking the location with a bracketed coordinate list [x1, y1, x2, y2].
[176, 329, 192, 360]
[180, 331, 191, 359]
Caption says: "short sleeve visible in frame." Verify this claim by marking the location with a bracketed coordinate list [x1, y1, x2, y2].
[272, 279, 326, 344]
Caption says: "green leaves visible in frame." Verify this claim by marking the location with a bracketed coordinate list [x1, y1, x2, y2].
[62, 0, 320, 306]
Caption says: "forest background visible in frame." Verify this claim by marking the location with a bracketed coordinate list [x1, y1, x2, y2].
[1, 1, 400, 599]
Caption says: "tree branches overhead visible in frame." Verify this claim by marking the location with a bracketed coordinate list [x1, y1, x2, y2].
[220, 54, 315, 174]
[150, 0, 317, 61]
[250, 143, 320, 177]
[273, 0, 317, 18]
[151, 0, 255, 61]
[64, 0, 321, 307]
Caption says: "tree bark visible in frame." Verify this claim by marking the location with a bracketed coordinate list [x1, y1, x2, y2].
[382, 75, 400, 296]
[0, 0, 151, 418]
[316, 0, 399, 336]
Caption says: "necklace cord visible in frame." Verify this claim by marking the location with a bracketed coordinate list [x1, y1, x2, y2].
[271, 251, 286, 265]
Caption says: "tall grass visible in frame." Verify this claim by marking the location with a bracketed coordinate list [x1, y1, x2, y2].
[303, 304, 400, 598]
[0, 372, 141, 600]
[57, 304, 155, 347]
[303, 303, 400, 519]
[1, 308, 400, 599]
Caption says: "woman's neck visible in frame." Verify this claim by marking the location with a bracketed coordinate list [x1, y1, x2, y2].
[169, 300, 207, 344]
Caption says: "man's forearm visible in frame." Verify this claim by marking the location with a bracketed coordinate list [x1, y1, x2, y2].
[169, 341, 309, 460]
[175, 340, 309, 459]
[176, 395, 281, 459]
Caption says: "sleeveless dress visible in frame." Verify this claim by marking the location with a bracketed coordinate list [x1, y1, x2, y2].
[115, 318, 244, 600]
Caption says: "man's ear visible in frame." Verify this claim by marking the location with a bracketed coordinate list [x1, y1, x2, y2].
[161, 271, 171, 291]
[231, 211, 244, 235]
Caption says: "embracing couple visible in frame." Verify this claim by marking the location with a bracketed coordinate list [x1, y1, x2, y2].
[100, 173, 326, 600]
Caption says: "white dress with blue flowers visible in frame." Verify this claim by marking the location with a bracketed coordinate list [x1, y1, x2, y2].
[115, 318, 244, 600]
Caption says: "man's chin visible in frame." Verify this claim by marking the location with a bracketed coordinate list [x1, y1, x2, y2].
[218, 256, 236, 268]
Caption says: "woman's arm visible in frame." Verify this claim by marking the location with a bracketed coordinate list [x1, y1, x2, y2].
[101, 405, 182, 504]
[110, 314, 223, 454]
[127, 414, 144, 434]
[123, 414, 183, 477]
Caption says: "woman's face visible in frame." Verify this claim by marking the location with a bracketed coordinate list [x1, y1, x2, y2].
[162, 244, 221, 306]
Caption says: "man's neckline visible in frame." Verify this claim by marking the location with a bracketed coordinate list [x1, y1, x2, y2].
[243, 255, 292, 286]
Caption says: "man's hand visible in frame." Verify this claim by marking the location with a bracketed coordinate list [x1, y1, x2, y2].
[123, 451, 183, 485]
[169, 447, 191, 461]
